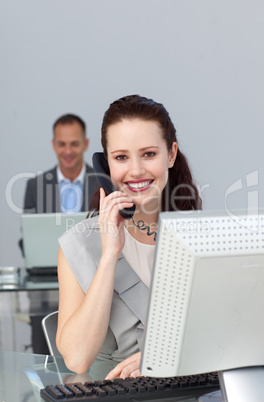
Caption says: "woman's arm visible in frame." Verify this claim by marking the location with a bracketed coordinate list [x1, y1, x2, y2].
[56, 189, 134, 374]
[56, 245, 117, 373]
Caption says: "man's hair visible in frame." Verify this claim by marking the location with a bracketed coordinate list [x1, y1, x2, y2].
[53, 114, 86, 135]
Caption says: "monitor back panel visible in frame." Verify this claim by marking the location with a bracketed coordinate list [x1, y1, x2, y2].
[140, 210, 264, 377]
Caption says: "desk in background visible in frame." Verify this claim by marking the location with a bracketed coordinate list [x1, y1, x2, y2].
[0, 267, 59, 353]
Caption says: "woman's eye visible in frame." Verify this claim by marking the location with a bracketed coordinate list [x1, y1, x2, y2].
[144, 152, 156, 158]
[116, 155, 127, 161]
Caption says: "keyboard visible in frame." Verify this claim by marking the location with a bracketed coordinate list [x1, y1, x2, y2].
[40, 372, 219, 401]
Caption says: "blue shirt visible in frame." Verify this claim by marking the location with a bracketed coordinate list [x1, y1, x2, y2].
[57, 164, 85, 213]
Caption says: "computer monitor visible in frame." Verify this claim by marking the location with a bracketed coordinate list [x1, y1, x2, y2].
[140, 209, 264, 399]
[21, 212, 87, 270]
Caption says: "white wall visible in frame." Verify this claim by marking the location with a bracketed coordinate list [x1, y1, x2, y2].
[1, 0, 263, 267]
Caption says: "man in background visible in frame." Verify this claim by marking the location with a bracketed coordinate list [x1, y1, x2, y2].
[22, 113, 98, 354]
[24, 113, 97, 214]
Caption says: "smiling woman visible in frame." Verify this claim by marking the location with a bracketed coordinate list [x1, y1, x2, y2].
[106, 118, 177, 215]
[56, 94, 201, 379]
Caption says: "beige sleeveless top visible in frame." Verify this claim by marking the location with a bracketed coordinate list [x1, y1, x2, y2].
[59, 216, 152, 363]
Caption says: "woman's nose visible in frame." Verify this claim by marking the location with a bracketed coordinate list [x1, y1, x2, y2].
[129, 157, 145, 177]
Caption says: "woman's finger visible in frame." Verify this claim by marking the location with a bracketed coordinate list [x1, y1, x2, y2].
[105, 352, 141, 380]
[99, 192, 133, 217]
[129, 369, 141, 378]
[99, 187, 106, 211]
[119, 364, 142, 379]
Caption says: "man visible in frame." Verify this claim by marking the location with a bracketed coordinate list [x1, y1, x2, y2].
[22, 114, 98, 355]
[24, 114, 97, 214]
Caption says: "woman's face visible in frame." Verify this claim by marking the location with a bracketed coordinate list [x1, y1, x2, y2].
[106, 118, 177, 213]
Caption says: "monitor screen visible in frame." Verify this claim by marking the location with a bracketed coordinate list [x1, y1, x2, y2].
[140, 209, 264, 378]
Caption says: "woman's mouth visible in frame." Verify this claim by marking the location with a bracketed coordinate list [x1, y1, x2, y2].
[125, 180, 154, 192]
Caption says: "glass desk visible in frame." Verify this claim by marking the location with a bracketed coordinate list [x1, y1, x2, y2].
[0, 351, 222, 402]
[0, 350, 116, 402]
[0, 268, 59, 354]
[0, 267, 59, 292]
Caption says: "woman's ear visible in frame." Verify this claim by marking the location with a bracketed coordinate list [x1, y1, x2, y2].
[168, 142, 178, 168]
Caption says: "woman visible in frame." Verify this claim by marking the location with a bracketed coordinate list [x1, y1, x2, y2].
[56, 94, 201, 379]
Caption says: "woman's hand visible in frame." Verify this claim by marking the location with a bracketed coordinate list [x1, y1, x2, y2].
[105, 352, 142, 380]
[98, 188, 133, 258]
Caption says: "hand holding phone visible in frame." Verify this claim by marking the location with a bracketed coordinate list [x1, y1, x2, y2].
[92, 152, 135, 220]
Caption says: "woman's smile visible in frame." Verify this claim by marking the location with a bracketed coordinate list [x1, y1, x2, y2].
[124, 179, 154, 192]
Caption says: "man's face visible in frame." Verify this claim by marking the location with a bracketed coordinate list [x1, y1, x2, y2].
[52, 122, 89, 177]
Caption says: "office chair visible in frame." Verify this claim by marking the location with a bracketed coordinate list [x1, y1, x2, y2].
[41, 310, 61, 356]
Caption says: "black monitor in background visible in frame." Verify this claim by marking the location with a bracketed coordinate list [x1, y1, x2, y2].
[140, 209, 264, 402]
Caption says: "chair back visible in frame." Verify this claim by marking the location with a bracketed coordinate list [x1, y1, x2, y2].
[41, 311, 61, 356]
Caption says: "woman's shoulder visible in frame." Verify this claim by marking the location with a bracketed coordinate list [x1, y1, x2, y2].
[58, 215, 101, 291]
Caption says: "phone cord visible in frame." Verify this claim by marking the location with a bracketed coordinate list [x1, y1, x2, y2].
[131, 216, 157, 241]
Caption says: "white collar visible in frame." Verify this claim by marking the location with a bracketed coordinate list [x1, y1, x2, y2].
[57, 163, 85, 184]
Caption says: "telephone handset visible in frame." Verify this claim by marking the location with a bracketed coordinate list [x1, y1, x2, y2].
[92, 152, 136, 220]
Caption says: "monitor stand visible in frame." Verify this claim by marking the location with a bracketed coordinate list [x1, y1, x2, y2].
[219, 366, 264, 401]
[199, 367, 264, 402]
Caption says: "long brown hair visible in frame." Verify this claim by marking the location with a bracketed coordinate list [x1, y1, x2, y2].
[90, 94, 201, 212]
